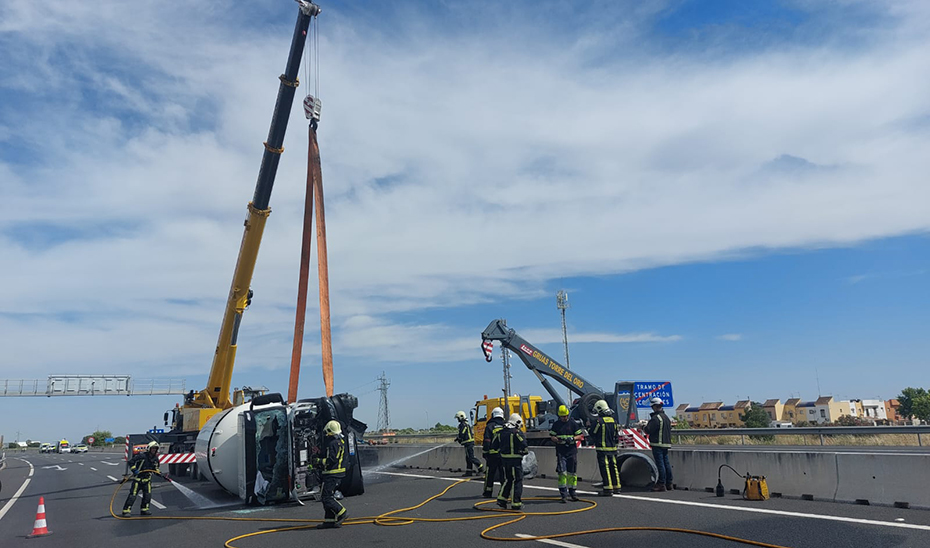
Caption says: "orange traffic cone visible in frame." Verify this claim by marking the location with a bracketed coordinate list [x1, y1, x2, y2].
[26, 496, 52, 538]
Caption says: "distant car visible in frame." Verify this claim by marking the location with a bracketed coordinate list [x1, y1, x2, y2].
[73, 444, 88, 453]
[39, 444, 52, 453]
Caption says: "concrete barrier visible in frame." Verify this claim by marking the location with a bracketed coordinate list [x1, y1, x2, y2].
[360, 445, 930, 508]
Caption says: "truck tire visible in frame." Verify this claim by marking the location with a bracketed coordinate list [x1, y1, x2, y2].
[574, 393, 605, 424]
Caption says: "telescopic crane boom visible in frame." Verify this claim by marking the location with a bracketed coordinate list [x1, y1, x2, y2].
[183, 1, 323, 432]
[481, 319, 637, 428]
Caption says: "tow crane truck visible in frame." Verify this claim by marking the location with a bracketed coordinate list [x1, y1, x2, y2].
[128, 1, 367, 503]
[481, 319, 659, 485]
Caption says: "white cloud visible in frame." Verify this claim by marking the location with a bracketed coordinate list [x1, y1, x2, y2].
[1, 1, 929, 378]
[716, 334, 743, 342]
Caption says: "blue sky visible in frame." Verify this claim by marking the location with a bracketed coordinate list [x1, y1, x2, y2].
[1, 0, 929, 443]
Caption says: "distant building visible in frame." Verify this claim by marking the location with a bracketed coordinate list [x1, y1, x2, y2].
[675, 403, 691, 424]
[860, 400, 887, 422]
[885, 399, 901, 423]
[783, 398, 801, 424]
[763, 399, 784, 422]
[696, 402, 723, 428]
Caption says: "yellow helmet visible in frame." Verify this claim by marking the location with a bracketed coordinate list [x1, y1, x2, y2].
[324, 420, 342, 436]
[147, 441, 159, 451]
[593, 399, 611, 415]
[557, 405, 570, 417]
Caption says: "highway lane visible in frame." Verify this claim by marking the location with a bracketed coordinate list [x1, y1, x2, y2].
[674, 445, 930, 454]
[5, 455, 930, 547]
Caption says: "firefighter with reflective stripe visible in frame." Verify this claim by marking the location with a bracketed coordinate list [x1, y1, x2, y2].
[122, 441, 163, 516]
[316, 420, 348, 529]
[454, 411, 484, 477]
[493, 413, 528, 510]
[482, 407, 506, 498]
[548, 404, 585, 503]
[644, 397, 673, 492]
[590, 399, 621, 496]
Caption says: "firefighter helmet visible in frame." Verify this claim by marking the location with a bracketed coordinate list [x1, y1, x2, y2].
[324, 420, 342, 436]
[557, 405, 570, 417]
[593, 399, 611, 415]
[650, 397, 664, 407]
[509, 413, 524, 428]
[455, 411, 467, 421]
[491, 407, 505, 419]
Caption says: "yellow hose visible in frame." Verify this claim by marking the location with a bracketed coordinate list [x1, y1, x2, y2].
[110, 472, 793, 548]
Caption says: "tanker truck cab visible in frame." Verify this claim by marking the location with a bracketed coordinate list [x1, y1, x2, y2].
[195, 392, 366, 506]
[56, 440, 71, 453]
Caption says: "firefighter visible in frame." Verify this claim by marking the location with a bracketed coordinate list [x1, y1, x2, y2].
[494, 413, 528, 510]
[591, 399, 620, 496]
[122, 441, 164, 516]
[454, 410, 484, 477]
[315, 420, 348, 529]
[548, 404, 585, 503]
[644, 397, 673, 491]
[482, 407, 506, 498]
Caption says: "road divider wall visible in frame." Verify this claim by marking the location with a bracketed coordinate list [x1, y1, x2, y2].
[360, 445, 930, 508]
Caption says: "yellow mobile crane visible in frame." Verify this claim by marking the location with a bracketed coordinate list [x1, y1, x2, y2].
[130, 1, 323, 470]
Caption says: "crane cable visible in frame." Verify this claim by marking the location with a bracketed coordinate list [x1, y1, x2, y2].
[110, 471, 793, 548]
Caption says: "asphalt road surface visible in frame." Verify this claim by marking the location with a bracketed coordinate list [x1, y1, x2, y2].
[3, 452, 930, 547]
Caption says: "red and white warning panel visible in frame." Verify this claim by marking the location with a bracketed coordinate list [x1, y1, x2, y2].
[619, 428, 651, 450]
[158, 453, 196, 464]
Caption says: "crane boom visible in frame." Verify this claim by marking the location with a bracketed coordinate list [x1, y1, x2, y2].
[185, 1, 322, 431]
[481, 319, 637, 428]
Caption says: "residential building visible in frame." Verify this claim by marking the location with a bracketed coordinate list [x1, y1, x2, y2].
[798, 400, 819, 423]
[675, 404, 691, 424]
[783, 398, 801, 424]
[885, 399, 901, 423]
[763, 399, 784, 422]
[860, 400, 887, 422]
[695, 402, 723, 428]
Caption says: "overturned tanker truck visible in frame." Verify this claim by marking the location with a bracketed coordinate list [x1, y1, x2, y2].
[481, 319, 658, 487]
[195, 392, 366, 505]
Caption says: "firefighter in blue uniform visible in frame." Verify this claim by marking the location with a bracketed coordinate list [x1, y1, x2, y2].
[494, 413, 528, 510]
[591, 399, 621, 496]
[316, 420, 348, 529]
[548, 404, 585, 502]
[455, 411, 484, 477]
[482, 407, 506, 498]
[122, 441, 164, 516]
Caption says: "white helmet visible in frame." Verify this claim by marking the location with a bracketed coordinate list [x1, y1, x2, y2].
[650, 397, 664, 407]
[324, 420, 342, 436]
[454, 411, 467, 421]
[593, 399, 611, 415]
[508, 413, 523, 428]
[491, 407, 505, 419]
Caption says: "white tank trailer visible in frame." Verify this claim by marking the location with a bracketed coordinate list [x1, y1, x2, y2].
[195, 392, 366, 505]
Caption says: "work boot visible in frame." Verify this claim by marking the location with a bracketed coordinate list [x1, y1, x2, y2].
[141, 510, 152, 516]
[121, 509, 131, 516]
[477, 464, 485, 474]
[560, 496, 568, 504]
[569, 491, 579, 502]
[666, 484, 673, 491]
[612, 488, 622, 495]
[511, 503, 524, 512]
[316, 522, 338, 529]
[496, 500, 508, 509]
[464, 470, 475, 477]
[651, 484, 667, 492]
[601, 490, 613, 497]
[482, 491, 494, 499]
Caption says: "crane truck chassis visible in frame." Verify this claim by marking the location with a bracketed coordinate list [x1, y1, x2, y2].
[481, 319, 659, 487]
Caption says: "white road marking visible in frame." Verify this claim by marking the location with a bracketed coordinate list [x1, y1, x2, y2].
[0, 459, 33, 522]
[79, 463, 85, 466]
[90, 467, 98, 471]
[150, 500, 167, 509]
[101, 461, 120, 466]
[42, 465, 67, 471]
[107, 475, 120, 482]
[516, 533, 589, 548]
[375, 470, 930, 532]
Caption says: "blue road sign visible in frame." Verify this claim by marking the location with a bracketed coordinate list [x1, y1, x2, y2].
[105, 438, 115, 443]
[633, 381, 674, 409]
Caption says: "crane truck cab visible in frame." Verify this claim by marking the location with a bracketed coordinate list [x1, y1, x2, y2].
[472, 395, 546, 445]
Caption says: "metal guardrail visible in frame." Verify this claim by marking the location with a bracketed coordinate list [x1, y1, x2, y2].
[673, 425, 930, 446]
